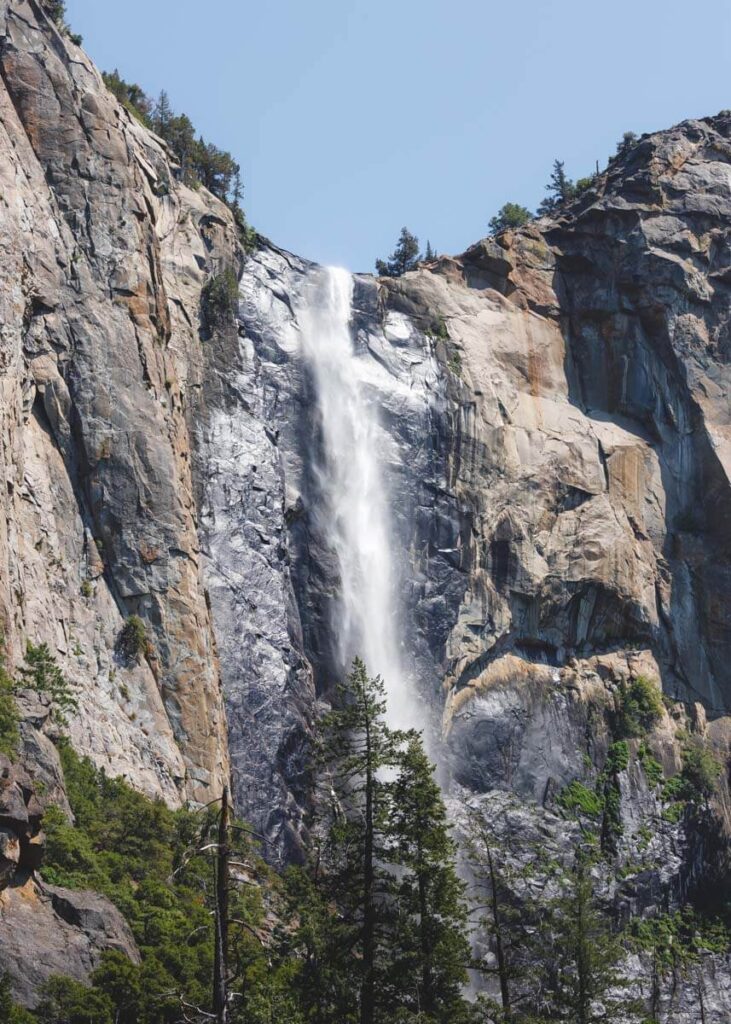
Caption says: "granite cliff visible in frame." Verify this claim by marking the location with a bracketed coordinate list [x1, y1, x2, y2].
[0, 0, 729, 1017]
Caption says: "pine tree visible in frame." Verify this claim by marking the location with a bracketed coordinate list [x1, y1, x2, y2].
[317, 659, 408, 1024]
[537, 160, 575, 216]
[385, 736, 472, 1023]
[152, 89, 173, 137]
[424, 240, 437, 261]
[466, 808, 556, 1023]
[545, 858, 641, 1024]
[375, 227, 421, 277]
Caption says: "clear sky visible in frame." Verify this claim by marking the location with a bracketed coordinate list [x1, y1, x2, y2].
[66, 0, 731, 272]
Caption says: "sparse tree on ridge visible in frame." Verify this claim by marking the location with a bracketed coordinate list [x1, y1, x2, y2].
[616, 131, 638, 155]
[375, 227, 420, 277]
[537, 159, 576, 216]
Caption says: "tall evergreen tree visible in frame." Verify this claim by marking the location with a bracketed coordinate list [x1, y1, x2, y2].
[152, 89, 173, 136]
[386, 736, 472, 1023]
[317, 658, 408, 1024]
[544, 858, 641, 1024]
[537, 160, 575, 216]
[375, 228, 421, 277]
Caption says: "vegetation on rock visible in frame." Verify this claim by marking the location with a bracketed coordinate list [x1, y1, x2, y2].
[202, 267, 240, 333]
[375, 227, 421, 277]
[117, 616, 148, 664]
[488, 202, 533, 235]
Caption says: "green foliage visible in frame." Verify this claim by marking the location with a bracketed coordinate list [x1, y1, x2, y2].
[101, 78, 246, 212]
[680, 737, 722, 800]
[558, 780, 603, 817]
[606, 739, 630, 773]
[546, 859, 642, 1023]
[375, 227, 420, 277]
[102, 71, 153, 125]
[488, 202, 532, 235]
[448, 350, 463, 376]
[117, 616, 147, 664]
[0, 664, 20, 758]
[34, 975, 114, 1024]
[41, 741, 268, 1023]
[41, 0, 80, 40]
[537, 159, 576, 215]
[614, 675, 664, 739]
[599, 742, 629, 855]
[637, 742, 664, 788]
[284, 659, 473, 1024]
[575, 175, 597, 194]
[0, 972, 36, 1023]
[385, 736, 471, 1022]
[202, 267, 240, 332]
[659, 738, 722, 819]
[18, 642, 78, 726]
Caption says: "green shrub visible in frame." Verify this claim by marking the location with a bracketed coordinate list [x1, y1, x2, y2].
[202, 267, 239, 332]
[614, 675, 663, 739]
[659, 739, 722, 812]
[558, 780, 603, 817]
[35, 975, 114, 1024]
[18, 642, 78, 726]
[0, 972, 35, 1023]
[117, 616, 147, 663]
[0, 666, 20, 758]
[637, 742, 664, 788]
[680, 738, 722, 801]
[488, 202, 532, 235]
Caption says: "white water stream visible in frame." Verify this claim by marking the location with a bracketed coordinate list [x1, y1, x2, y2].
[298, 266, 419, 733]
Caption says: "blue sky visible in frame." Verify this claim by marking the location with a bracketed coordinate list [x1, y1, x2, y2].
[66, 0, 731, 272]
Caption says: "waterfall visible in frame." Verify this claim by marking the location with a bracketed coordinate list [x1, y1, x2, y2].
[298, 266, 419, 733]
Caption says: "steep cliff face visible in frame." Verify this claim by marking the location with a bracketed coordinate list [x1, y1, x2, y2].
[1, 0, 730, 1014]
[0, 0, 231, 803]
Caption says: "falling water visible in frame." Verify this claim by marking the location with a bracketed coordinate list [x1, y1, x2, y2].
[298, 266, 418, 732]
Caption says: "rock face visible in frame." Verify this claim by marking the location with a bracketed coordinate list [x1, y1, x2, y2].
[0, 1, 730, 1017]
[0, 875, 139, 1007]
[0, 0, 230, 802]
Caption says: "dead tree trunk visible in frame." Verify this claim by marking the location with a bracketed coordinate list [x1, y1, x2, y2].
[213, 786, 230, 1024]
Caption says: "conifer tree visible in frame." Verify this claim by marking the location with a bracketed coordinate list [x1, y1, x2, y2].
[375, 227, 421, 277]
[386, 736, 472, 1023]
[537, 160, 575, 216]
[424, 240, 437, 261]
[152, 89, 173, 136]
[317, 658, 408, 1024]
[545, 858, 641, 1024]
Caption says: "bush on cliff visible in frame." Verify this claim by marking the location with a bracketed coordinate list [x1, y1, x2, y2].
[614, 675, 663, 739]
[488, 202, 532, 235]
